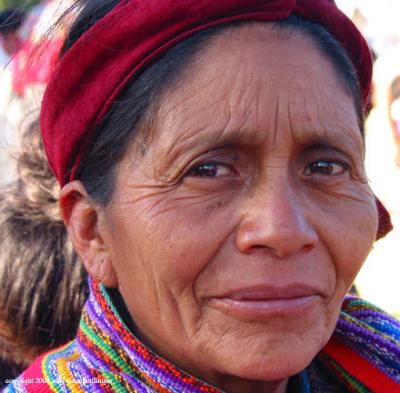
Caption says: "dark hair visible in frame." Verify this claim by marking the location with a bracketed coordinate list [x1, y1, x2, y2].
[0, 118, 88, 379]
[0, 9, 24, 35]
[63, 5, 364, 205]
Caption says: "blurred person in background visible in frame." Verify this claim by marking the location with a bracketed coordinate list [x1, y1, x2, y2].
[0, 9, 24, 59]
[0, 9, 25, 185]
[388, 75, 400, 167]
[0, 117, 88, 387]
[11, 0, 75, 106]
[0, 0, 74, 185]
[0, 1, 83, 386]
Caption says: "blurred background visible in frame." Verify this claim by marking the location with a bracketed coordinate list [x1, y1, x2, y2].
[0, 0, 398, 317]
[335, 0, 400, 318]
[0, 0, 37, 8]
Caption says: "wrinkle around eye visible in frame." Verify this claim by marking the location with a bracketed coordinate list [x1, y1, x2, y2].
[303, 176, 373, 205]
[114, 173, 238, 222]
[297, 144, 368, 187]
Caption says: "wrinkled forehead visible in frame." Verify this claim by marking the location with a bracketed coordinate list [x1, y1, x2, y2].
[155, 23, 363, 156]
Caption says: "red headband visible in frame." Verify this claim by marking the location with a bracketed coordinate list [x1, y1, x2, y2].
[40, 0, 392, 237]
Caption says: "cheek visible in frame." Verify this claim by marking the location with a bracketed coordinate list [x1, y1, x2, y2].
[146, 200, 238, 290]
[106, 188, 239, 295]
[314, 193, 378, 291]
[104, 190, 241, 360]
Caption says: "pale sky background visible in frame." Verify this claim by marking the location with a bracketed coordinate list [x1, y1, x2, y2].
[336, 0, 400, 55]
[335, 1, 400, 314]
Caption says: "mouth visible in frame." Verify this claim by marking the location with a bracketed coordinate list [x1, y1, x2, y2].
[207, 285, 323, 320]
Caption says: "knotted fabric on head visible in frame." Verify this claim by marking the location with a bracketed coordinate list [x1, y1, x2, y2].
[40, 0, 392, 238]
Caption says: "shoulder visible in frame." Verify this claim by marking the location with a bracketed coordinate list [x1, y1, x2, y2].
[2, 342, 78, 393]
[340, 296, 400, 343]
[2, 356, 51, 392]
[1, 340, 153, 393]
[318, 296, 400, 392]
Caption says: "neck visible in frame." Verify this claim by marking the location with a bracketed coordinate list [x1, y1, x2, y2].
[211, 376, 288, 393]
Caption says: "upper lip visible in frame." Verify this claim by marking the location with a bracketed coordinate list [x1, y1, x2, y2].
[214, 284, 325, 301]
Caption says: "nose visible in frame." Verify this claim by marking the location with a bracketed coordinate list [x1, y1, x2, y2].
[235, 178, 318, 258]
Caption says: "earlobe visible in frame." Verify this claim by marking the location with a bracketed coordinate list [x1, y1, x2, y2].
[59, 181, 118, 288]
[91, 254, 119, 288]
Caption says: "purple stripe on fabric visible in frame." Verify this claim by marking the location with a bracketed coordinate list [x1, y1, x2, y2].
[337, 315, 400, 358]
[88, 289, 213, 392]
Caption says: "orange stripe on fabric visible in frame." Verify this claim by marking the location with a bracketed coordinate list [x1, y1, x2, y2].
[324, 338, 400, 392]
[42, 343, 75, 393]
[55, 351, 85, 393]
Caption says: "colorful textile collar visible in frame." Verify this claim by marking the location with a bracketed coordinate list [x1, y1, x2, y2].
[3, 280, 400, 393]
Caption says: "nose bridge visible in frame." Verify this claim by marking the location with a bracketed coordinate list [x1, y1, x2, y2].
[235, 169, 317, 257]
[257, 171, 304, 233]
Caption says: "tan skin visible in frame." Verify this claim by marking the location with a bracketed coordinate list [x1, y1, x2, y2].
[61, 24, 378, 393]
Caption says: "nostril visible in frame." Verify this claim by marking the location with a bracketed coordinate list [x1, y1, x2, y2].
[242, 236, 317, 258]
[248, 244, 276, 254]
[302, 244, 315, 253]
[252, 245, 266, 250]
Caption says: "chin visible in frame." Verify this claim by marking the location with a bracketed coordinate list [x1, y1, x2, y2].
[218, 335, 322, 381]
[199, 314, 335, 383]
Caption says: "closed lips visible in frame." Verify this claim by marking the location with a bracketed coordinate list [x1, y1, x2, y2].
[206, 284, 325, 319]
[220, 284, 325, 301]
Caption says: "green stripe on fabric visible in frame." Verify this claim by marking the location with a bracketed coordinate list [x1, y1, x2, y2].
[328, 358, 371, 393]
[100, 371, 129, 393]
[80, 318, 132, 375]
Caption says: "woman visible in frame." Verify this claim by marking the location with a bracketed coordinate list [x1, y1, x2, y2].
[3, 0, 400, 392]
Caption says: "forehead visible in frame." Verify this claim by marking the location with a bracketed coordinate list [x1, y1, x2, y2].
[154, 23, 363, 156]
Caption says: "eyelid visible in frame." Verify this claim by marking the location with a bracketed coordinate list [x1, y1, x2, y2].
[314, 157, 350, 168]
[301, 143, 355, 161]
[301, 145, 353, 165]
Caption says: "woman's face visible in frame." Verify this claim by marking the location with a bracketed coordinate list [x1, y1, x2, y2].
[99, 24, 377, 391]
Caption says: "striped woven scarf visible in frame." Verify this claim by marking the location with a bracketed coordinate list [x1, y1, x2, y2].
[3, 280, 400, 393]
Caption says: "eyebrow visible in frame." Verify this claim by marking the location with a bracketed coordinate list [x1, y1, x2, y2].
[300, 141, 354, 157]
[293, 129, 365, 158]
[163, 122, 256, 153]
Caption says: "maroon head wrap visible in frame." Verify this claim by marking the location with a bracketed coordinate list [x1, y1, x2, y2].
[40, 0, 392, 237]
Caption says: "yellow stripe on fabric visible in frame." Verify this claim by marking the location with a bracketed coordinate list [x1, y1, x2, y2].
[42, 343, 75, 393]
[55, 351, 85, 393]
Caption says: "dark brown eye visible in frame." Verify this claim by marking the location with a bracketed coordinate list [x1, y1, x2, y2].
[304, 160, 348, 176]
[188, 163, 234, 178]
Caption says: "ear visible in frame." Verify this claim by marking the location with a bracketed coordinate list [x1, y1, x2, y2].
[375, 196, 393, 240]
[60, 181, 118, 288]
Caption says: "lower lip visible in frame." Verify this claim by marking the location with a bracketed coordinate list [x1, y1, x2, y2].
[209, 295, 320, 320]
